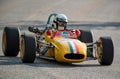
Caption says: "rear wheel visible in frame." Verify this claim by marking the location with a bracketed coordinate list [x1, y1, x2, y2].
[78, 30, 93, 43]
[20, 34, 36, 63]
[2, 27, 20, 56]
[78, 30, 93, 57]
[96, 37, 114, 65]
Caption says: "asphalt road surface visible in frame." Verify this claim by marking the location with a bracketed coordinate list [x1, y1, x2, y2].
[0, 0, 120, 79]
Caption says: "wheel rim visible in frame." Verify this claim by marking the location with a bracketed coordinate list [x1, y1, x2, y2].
[2, 31, 6, 53]
[20, 37, 25, 58]
[96, 39, 103, 63]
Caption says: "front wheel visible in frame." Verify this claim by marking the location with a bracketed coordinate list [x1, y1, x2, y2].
[20, 34, 36, 63]
[96, 37, 114, 65]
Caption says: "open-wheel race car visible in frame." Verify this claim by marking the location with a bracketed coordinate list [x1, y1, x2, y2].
[2, 13, 114, 65]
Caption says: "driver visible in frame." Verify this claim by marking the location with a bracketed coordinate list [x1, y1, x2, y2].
[52, 14, 68, 30]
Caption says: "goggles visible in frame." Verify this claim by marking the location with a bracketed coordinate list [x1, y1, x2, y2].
[58, 21, 67, 27]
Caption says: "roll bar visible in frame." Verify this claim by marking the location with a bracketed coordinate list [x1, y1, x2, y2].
[46, 13, 58, 24]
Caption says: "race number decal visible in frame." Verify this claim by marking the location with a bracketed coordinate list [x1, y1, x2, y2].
[60, 31, 70, 38]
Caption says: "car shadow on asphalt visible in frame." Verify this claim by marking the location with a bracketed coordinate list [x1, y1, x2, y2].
[0, 56, 23, 65]
[0, 55, 109, 68]
[25, 57, 103, 68]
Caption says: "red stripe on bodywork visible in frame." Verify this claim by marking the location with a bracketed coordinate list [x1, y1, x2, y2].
[74, 42, 80, 54]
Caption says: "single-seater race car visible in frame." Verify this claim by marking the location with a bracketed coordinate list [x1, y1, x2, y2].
[2, 13, 114, 65]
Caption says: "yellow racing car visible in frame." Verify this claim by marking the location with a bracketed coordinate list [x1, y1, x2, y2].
[2, 13, 114, 65]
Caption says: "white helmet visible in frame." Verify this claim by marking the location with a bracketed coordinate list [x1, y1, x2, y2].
[54, 14, 68, 29]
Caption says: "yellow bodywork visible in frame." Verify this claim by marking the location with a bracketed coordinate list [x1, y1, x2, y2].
[44, 33, 87, 63]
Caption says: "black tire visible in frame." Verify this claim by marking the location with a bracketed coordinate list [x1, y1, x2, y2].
[2, 27, 20, 56]
[78, 30, 93, 43]
[77, 30, 93, 56]
[20, 34, 36, 63]
[96, 37, 114, 65]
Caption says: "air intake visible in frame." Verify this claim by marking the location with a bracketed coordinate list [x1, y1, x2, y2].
[64, 54, 84, 59]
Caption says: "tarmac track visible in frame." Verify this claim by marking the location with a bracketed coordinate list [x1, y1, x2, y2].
[0, 0, 120, 79]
